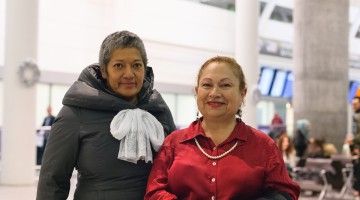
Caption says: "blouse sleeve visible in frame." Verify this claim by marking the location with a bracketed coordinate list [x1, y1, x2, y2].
[145, 142, 178, 200]
[264, 141, 300, 200]
[36, 106, 80, 200]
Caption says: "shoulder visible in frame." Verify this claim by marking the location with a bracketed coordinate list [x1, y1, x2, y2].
[240, 123, 278, 151]
[163, 129, 185, 145]
[57, 105, 82, 121]
[245, 123, 274, 144]
[163, 127, 192, 147]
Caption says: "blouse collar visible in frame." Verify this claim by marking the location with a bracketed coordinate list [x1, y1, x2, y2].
[180, 118, 249, 144]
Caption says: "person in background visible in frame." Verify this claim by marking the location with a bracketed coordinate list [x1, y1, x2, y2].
[36, 30, 176, 200]
[293, 119, 311, 158]
[323, 142, 337, 158]
[36, 105, 56, 165]
[306, 137, 326, 158]
[268, 113, 286, 141]
[145, 56, 300, 200]
[352, 135, 360, 198]
[277, 134, 297, 173]
[342, 133, 354, 157]
[42, 105, 56, 126]
[349, 97, 360, 198]
[352, 96, 360, 137]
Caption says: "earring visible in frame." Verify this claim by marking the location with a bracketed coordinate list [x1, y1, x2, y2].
[196, 111, 200, 120]
[236, 109, 242, 118]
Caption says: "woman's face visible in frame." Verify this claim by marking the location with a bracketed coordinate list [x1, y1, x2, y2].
[195, 62, 245, 120]
[104, 48, 145, 103]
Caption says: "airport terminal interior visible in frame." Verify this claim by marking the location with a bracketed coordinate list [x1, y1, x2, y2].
[1, 0, 360, 199]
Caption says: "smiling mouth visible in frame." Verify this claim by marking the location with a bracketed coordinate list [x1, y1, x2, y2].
[207, 102, 224, 108]
[121, 82, 136, 85]
[119, 82, 136, 88]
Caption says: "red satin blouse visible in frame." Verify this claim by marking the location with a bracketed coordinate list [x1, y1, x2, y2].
[145, 119, 300, 200]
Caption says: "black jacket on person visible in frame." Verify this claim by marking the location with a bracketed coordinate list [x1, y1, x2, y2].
[36, 64, 176, 200]
[42, 115, 56, 126]
[293, 130, 308, 158]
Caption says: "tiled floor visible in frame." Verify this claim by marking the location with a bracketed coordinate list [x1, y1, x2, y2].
[0, 170, 77, 200]
[0, 175, 357, 200]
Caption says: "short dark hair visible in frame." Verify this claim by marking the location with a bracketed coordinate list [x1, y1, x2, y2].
[99, 31, 147, 73]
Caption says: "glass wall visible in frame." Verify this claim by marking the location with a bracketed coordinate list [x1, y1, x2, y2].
[0, 80, 196, 129]
[36, 83, 70, 127]
[0, 81, 3, 127]
[256, 100, 294, 136]
[161, 92, 197, 129]
[36, 83, 51, 127]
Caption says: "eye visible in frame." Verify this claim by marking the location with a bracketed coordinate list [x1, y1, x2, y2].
[218, 83, 233, 90]
[132, 63, 143, 69]
[200, 82, 212, 88]
[221, 83, 232, 88]
[114, 63, 123, 69]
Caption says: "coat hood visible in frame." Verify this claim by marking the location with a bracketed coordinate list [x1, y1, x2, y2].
[63, 64, 159, 112]
[62, 64, 176, 134]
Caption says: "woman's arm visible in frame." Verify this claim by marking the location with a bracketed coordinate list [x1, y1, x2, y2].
[263, 141, 300, 200]
[36, 106, 80, 200]
[145, 143, 178, 200]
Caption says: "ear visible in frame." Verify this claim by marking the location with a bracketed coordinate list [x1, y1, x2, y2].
[101, 66, 107, 79]
[241, 88, 247, 97]
[194, 86, 198, 96]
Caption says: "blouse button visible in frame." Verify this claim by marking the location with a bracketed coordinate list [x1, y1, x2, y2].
[211, 177, 216, 183]
[213, 147, 217, 150]
[212, 162, 217, 166]
[211, 195, 215, 200]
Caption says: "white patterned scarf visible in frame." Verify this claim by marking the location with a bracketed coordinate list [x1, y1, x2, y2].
[110, 108, 165, 163]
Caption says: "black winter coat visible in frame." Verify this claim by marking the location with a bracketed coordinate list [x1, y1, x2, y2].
[36, 65, 176, 200]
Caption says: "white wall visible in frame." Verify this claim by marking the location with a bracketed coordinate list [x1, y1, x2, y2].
[0, 0, 4, 66]
[37, 0, 235, 86]
[37, 0, 116, 73]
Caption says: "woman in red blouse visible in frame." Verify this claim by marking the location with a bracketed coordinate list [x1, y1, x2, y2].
[145, 56, 300, 200]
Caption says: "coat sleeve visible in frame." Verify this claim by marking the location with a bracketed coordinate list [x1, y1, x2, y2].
[36, 106, 80, 200]
[263, 141, 300, 200]
[145, 140, 178, 200]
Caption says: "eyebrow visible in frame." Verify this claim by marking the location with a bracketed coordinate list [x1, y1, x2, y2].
[112, 59, 143, 63]
[200, 78, 233, 82]
[219, 78, 233, 82]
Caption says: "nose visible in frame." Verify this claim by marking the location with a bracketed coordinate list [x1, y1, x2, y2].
[123, 65, 135, 78]
[209, 86, 221, 98]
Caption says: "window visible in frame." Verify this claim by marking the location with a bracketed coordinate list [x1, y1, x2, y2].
[184, 0, 235, 11]
[0, 81, 2, 127]
[160, 93, 197, 129]
[260, 1, 266, 16]
[36, 83, 70, 126]
[356, 26, 360, 38]
[270, 6, 293, 23]
[282, 72, 293, 98]
[269, 70, 287, 97]
[176, 95, 197, 128]
[258, 67, 275, 96]
[36, 84, 51, 127]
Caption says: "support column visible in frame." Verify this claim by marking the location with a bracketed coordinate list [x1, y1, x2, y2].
[293, 0, 349, 149]
[235, 0, 259, 127]
[1, 0, 38, 184]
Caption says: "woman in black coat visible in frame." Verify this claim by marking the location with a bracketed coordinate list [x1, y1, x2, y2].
[36, 31, 176, 200]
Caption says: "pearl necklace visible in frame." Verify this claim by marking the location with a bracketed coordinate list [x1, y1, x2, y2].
[194, 138, 238, 160]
